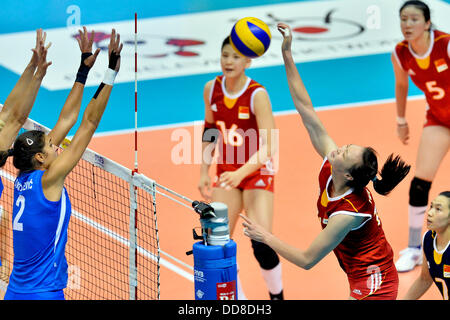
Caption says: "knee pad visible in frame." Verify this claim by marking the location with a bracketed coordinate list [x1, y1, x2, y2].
[251, 239, 280, 270]
[409, 177, 432, 207]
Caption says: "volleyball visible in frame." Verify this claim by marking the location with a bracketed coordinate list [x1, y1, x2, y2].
[230, 17, 271, 58]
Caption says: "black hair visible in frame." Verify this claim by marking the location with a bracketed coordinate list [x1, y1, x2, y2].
[0, 148, 13, 168]
[10, 130, 46, 175]
[347, 148, 411, 196]
[400, 1, 431, 21]
[221, 36, 231, 51]
[438, 191, 450, 210]
[400, 1, 432, 30]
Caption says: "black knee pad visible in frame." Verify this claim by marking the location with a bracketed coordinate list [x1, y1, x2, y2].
[251, 239, 280, 270]
[409, 177, 432, 207]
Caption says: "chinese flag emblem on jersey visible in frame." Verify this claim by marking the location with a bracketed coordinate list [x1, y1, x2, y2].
[238, 106, 250, 119]
[434, 58, 448, 73]
[443, 265, 450, 278]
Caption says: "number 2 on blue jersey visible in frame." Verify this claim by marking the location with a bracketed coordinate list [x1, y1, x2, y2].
[14, 195, 25, 231]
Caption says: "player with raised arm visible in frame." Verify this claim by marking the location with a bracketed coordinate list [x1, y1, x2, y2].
[242, 23, 411, 300]
[0, 29, 52, 299]
[3, 28, 121, 300]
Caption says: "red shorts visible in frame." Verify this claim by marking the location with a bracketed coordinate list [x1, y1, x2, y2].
[424, 107, 450, 128]
[348, 263, 398, 300]
[213, 165, 274, 192]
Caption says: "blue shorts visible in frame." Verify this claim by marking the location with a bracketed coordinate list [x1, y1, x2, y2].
[4, 289, 65, 300]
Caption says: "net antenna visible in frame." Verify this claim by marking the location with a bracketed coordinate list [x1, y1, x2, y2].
[129, 12, 140, 300]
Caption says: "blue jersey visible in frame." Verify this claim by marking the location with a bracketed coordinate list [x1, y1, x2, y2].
[423, 230, 450, 300]
[8, 170, 72, 293]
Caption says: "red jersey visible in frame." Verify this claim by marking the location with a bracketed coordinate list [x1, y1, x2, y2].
[393, 30, 450, 124]
[316, 159, 395, 280]
[208, 75, 274, 176]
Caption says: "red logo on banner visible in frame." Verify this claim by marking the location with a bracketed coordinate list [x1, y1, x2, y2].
[216, 280, 236, 300]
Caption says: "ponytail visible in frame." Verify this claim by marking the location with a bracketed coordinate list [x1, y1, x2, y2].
[373, 153, 411, 196]
[0, 149, 13, 168]
[347, 148, 410, 196]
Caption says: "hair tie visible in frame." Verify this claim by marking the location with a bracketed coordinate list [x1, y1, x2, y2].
[372, 176, 378, 182]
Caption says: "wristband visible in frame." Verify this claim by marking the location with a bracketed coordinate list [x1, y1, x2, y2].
[103, 68, 118, 86]
[202, 127, 219, 143]
[108, 50, 120, 70]
[396, 116, 407, 125]
[75, 52, 93, 84]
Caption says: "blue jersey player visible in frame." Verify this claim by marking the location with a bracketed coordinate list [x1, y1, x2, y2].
[3, 27, 122, 300]
[403, 191, 450, 300]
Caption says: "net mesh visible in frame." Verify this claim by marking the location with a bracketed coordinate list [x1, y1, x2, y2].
[0, 118, 160, 300]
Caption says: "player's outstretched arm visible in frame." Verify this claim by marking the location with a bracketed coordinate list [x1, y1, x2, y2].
[401, 252, 433, 299]
[0, 40, 52, 151]
[48, 26, 101, 147]
[241, 212, 363, 270]
[278, 23, 337, 159]
[43, 29, 122, 200]
[0, 29, 49, 124]
[391, 53, 410, 145]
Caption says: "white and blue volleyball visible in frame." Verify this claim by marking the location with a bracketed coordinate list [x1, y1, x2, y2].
[230, 17, 271, 58]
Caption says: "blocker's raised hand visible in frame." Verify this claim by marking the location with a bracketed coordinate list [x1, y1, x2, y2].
[108, 28, 123, 72]
[76, 26, 100, 68]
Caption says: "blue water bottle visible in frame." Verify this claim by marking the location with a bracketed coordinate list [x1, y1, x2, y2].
[190, 201, 237, 300]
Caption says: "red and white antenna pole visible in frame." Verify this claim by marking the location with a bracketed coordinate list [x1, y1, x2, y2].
[134, 12, 139, 174]
[129, 12, 139, 301]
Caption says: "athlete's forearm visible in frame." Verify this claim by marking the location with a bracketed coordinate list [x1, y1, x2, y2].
[264, 233, 313, 270]
[0, 73, 44, 150]
[395, 83, 409, 118]
[236, 126, 277, 178]
[236, 144, 272, 178]
[402, 276, 432, 300]
[200, 141, 215, 173]
[13, 73, 43, 123]
[282, 49, 315, 116]
[51, 82, 85, 146]
[0, 62, 37, 122]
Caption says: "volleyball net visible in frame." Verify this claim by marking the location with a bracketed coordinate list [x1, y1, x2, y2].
[0, 115, 161, 300]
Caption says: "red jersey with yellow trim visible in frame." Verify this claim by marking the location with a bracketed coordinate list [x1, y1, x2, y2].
[393, 30, 450, 124]
[317, 159, 395, 280]
[209, 75, 273, 175]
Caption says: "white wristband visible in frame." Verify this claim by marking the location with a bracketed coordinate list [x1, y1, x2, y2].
[396, 116, 407, 125]
[103, 68, 118, 86]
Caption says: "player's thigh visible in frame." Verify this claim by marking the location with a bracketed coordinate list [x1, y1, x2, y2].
[415, 125, 450, 180]
[212, 187, 243, 235]
[242, 189, 274, 232]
